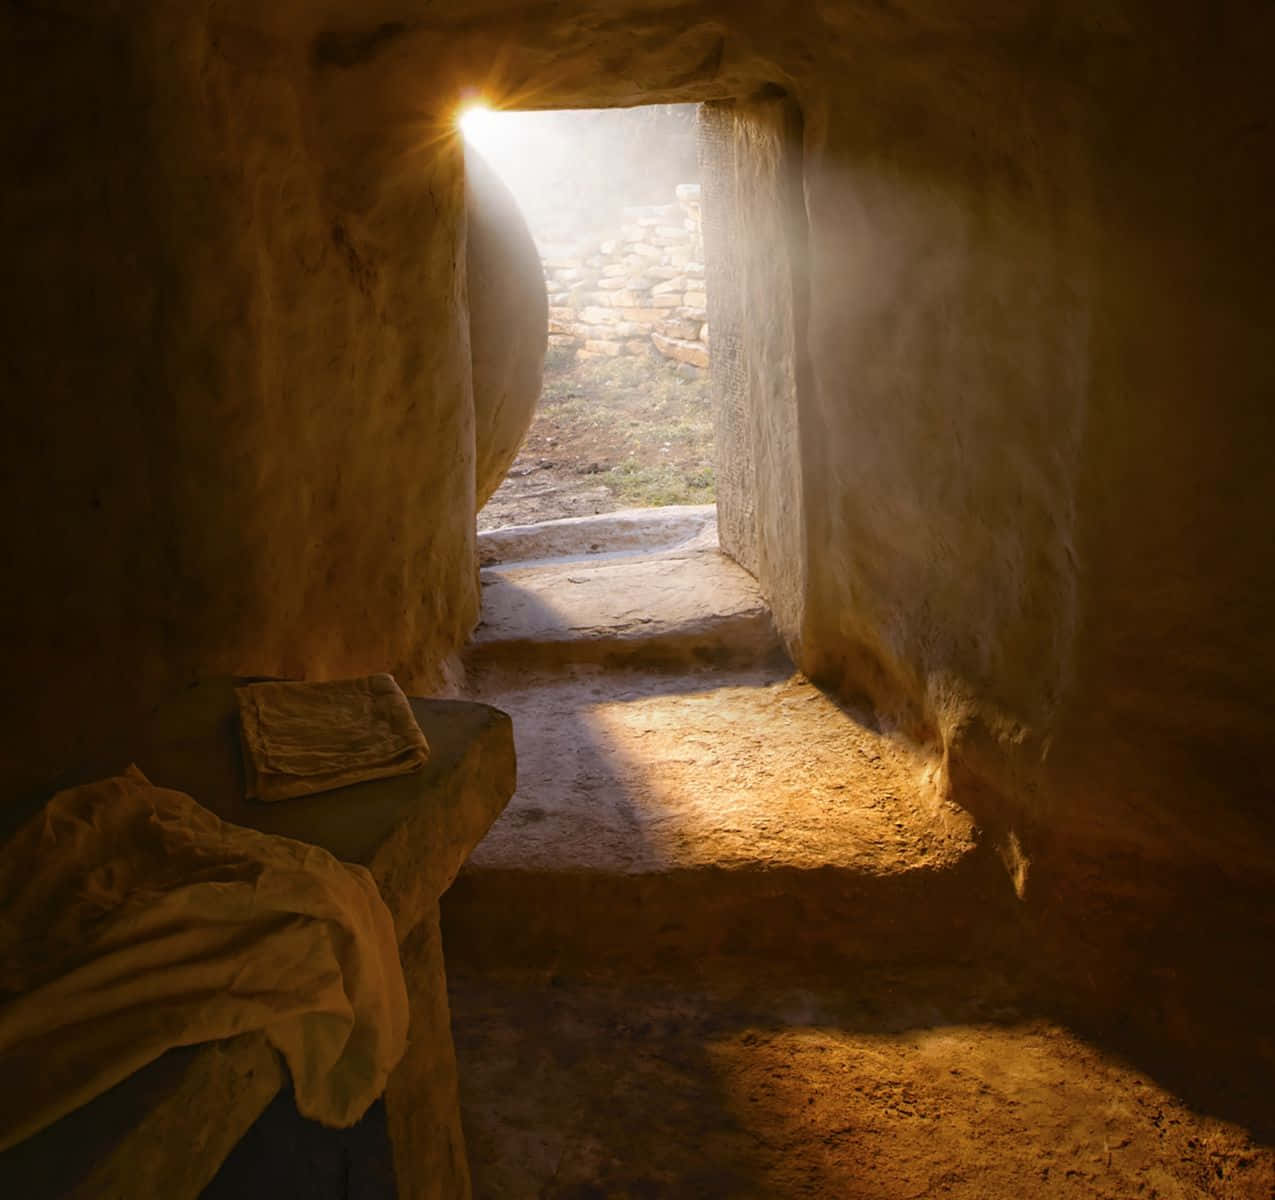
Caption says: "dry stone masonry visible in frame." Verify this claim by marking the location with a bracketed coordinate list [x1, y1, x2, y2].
[543, 184, 709, 373]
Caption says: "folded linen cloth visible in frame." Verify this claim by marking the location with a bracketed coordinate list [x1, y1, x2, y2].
[0, 766, 409, 1153]
[236, 674, 430, 803]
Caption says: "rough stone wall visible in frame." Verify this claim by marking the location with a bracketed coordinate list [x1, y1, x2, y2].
[797, 57, 1091, 774]
[543, 185, 709, 372]
[700, 93, 808, 650]
[791, 22, 1275, 879]
[0, 6, 480, 796]
[789, 16, 1273, 1060]
[698, 102, 757, 577]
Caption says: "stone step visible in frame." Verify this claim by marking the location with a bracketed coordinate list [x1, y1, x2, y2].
[441, 851, 1016, 974]
[457, 513, 1012, 975]
[465, 549, 783, 670]
[477, 504, 717, 567]
[444, 665, 1015, 973]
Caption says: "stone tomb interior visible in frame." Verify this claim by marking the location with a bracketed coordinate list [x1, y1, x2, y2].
[1, 4, 1273, 1198]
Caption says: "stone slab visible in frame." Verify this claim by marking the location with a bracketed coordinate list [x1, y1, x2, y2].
[467, 549, 781, 669]
[444, 666, 1000, 973]
[477, 504, 717, 567]
[0, 683, 515, 1199]
[652, 331, 710, 367]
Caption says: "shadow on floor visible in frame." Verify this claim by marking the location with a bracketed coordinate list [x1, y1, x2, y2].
[447, 960, 1275, 1200]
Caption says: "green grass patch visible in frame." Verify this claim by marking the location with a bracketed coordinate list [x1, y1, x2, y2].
[602, 459, 716, 507]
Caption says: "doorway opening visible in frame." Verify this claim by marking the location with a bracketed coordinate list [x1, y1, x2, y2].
[461, 103, 715, 532]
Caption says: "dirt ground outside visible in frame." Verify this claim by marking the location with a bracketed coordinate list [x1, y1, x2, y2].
[477, 350, 715, 532]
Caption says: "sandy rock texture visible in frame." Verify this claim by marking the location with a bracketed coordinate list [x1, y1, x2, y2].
[2, 0, 1273, 1106]
[700, 91, 808, 645]
[1, 4, 479, 794]
[451, 966, 1275, 1200]
[470, 548, 780, 669]
[466, 145, 547, 509]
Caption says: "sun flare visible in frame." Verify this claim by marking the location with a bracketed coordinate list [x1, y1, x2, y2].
[458, 101, 496, 141]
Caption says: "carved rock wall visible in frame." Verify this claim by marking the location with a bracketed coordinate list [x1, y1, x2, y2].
[1, 6, 483, 794]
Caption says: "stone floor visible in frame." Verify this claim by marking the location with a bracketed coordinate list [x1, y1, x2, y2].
[448, 966, 1274, 1200]
[468, 507, 774, 670]
[443, 508, 1275, 1199]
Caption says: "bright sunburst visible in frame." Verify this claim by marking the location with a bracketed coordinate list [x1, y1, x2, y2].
[458, 101, 497, 142]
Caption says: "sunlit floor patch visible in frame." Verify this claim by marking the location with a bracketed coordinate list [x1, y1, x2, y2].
[463, 665, 967, 874]
[449, 966, 1275, 1200]
[448, 512, 1004, 974]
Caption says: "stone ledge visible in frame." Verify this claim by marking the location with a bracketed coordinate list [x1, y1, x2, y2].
[0, 682, 515, 1199]
[468, 548, 781, 670]
[476, 504, 717, 567]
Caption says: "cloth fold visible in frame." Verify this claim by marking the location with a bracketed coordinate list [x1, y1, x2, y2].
[236, 674, 429, 803]
[0, 767, 409, 1153]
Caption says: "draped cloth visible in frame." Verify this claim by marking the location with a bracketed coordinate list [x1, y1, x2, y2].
[0, 767, 408, 1153]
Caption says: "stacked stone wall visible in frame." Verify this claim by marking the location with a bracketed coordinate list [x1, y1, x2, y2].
[542, 184, 709, 373]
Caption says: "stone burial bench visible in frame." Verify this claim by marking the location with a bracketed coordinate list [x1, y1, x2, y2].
[0, 678, 515, 1200]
